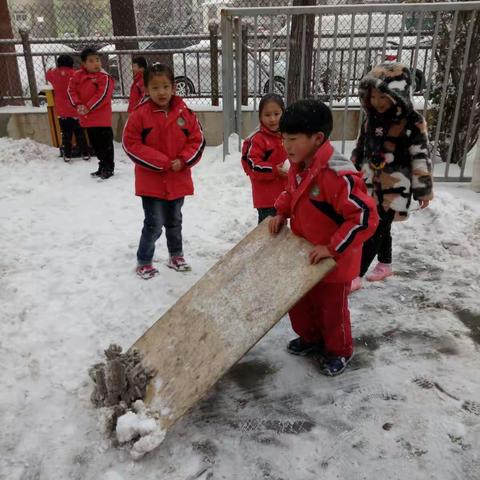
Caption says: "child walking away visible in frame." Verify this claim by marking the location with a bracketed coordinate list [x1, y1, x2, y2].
[46, 54, 89, 162]
[242, 93, 288, 223]
[269, 100, 378, 376]
[68, 46, 115, 180]
[350, 63, 433, 291]
[122, 63, 205, 279]
[128, 56, 147, 113]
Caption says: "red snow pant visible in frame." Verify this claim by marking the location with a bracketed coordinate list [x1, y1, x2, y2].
[288, 281, 353, 357]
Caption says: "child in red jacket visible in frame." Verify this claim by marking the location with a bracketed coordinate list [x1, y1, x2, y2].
[128, 56, 146, 113]
[242, 93, 288, 223]
[269, 100, 378, 376]
[122, 63, 205, 279]
[68, 46, 115, 179]
[46, 54, 89, 162]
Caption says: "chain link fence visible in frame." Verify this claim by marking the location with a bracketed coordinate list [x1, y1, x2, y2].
[1, 0, 293, 107]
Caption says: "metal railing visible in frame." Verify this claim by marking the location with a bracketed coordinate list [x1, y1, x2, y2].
[221, 2, 480, 182]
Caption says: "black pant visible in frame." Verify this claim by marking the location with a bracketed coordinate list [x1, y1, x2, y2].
[257, 207, 277, 224]
[59, 117, 88, 158]
[360, 207, 394, 277]
[87, 127, 115, 173]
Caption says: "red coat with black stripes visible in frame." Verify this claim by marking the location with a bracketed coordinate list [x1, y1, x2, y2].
[241, 125, 288, 208]
[46, 67, 78, 118]
[122, 96, 205, 200]
[275, 140, 378, 283]
[67, 67, 114, 127]
[128, 71, 145, 113]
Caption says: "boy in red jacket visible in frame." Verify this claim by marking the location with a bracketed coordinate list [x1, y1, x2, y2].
[68, 46, 115, 179]
[269, 100, 378, 376]
[46, 54, 89, 162]
[122, 63, 205, 278]
[128, 56, 146, 113]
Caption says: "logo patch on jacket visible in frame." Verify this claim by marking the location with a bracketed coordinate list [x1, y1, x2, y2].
[177, 117, 186, 127]
[310, 184, 321, 197]
[375, 127, 383, 136]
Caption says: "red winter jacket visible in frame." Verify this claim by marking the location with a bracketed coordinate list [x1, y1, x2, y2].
[275, 140, 379, 283]
[122, 96, 206, 200]
[46, 67, 78, 118]
[128, 71, 145, 113]
[67, 67, 114, 127]
[241, 125, 288, 208]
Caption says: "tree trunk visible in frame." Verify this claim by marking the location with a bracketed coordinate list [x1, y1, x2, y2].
[431, 9, 480, 166]
[0, 0, 24, 105]
[109, 0, 139, 97]
[286, 0, 316, 105]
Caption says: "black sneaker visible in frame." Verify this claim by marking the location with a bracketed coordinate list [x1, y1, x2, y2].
[90, 169, 102, 177]
[287, 337, 324, 357]
[100, 170, 114, 180]
[319, 354, 353, 377]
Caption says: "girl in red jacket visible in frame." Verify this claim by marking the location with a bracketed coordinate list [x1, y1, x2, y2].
[269, 100, 378, 376]
[46, 54, 89, 162]
[122, 63, 205, 279]
[128, 56, 146, 113]
[241, 93, 288, 224]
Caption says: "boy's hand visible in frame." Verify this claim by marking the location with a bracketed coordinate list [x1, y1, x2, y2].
[269, 215, 285, 235]
[276, 164, 288, 177]
[171, 159, 183, 172]
[77, 105, 88, 115]
[419, 199, 430, 209]
[309, 245, 333, 264]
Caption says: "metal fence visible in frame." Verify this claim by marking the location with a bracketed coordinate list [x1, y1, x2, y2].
[221, 2, 480, 182]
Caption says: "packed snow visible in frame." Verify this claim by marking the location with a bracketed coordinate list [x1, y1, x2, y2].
[1, 136, 479, 479]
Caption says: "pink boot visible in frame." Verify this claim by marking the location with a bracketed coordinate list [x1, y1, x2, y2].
[366, 262, 393, 282]
[350, 276, 362, 292]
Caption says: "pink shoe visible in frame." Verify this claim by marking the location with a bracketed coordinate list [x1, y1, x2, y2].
[366, 263, 393, 282]
[136, 264, 159, 280]
[167, 255, 191, 272]
[350, 276, 362, 292]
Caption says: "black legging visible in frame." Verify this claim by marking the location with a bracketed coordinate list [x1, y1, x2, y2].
[58, 117, 88, 158]
[360, 207, 394, 277]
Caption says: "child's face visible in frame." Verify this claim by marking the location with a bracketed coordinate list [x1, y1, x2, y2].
[82, 54, 102, 73]
[282, 132, 325, 165]
[146, 74, 175, 109]
[370, 87, 394, 114]
[260, 101, 283, 132]
[132, 63, 143, 76]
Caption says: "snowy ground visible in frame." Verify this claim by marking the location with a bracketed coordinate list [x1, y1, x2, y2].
[1, 137, 479, 480]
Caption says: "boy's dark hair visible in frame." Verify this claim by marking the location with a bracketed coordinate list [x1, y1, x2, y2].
[80, 46, 100, 62]
[259, 93, 285, 115]
[132, 56, 147, 70]
[280, 99, 333, 138]
[143, 62, 175, 87]
[56, 54, 74, 68]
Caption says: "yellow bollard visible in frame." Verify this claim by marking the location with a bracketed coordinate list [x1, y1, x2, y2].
[42, 85, 62, 148]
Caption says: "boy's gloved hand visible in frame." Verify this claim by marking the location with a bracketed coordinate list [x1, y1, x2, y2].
[309, 245, 333, 265]
[269, 215, 285, 235]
